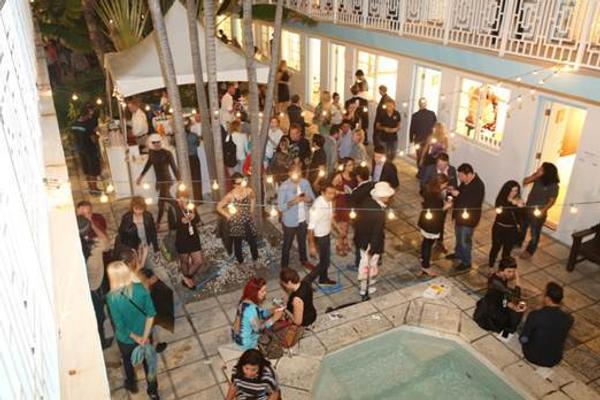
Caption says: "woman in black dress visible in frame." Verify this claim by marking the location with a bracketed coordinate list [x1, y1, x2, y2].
[173, 191, 203, 289]
[489, 180, 524, 268]
[276, 60, 291, 113]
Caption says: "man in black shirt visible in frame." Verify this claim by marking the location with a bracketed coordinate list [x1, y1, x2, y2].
[286, 123, 311, 167]
[374, 85, 392, 147]
[520, 282, 574, 367]
[446, 163, 485, 272]
[409, 97, 437, 174]
[345, 84, 369, 141]
[287, 95, 307, 136]
[72, 105, 101, 194]
[371, 145, 399, 189]
[375, 100, 401, 161]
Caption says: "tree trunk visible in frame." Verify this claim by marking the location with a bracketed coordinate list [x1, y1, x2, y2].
[186, 0, 216, 187]
[204, 0, 226, 198]
[81, 0, 111, 67]
[242, 0, 262, 226]
[259, 0, 284, 167]
[147, 0, 192, 189]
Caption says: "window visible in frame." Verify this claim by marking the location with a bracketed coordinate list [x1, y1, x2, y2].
[356, 51, 398, 100]
[217, 15, 232, 41]
[260, 25, 274, 57]
[232, 17, 243, 45]
[307, 38, 321, 105]
[455, 78, 510, 149]
[412, 66, 441, 115]
[281, 30, 301, 70]
[329, 43, 346, 99]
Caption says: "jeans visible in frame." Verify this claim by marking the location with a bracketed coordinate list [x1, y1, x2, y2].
[281, 222, 308, 267]
[156, 181, 174, 226]
[314, 235, 331, 282]
[420, 237, 436, 269]
[90, 288, 107, 344]
[489, 223, 517, 267]
[454, 225, 474, 267]
[233, 233, 259, 263]
[117, 341, 158, 395]
[520, 214, 545, 255]
[382, 140, 398, 161]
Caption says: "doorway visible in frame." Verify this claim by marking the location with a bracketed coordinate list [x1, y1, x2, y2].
[408, 66, 442, 156]
[329, 43, 346, 99]
[307, 37, 322, 106]
[534, 100, 587, 228]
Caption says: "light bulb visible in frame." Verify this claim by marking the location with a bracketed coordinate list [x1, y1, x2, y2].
[144, 197, 153, 205]
[533, 207, 542, 217]
[100, 193, 109, 203]
[279, 112, 285, 118]
[399, 150, 405, 156]
[440, 94, 446, 101]
[145, 105, 151, 111]
[539, 79, 545, 85]
[105, 184, 114, 194]
[349, 209, 357, 219]
[213, 110, 219, 116]
[318, 168, 325, 178]
[381, 156, 387, 163]
[337, 164, 344, 172]
[495, 207, 503, 214]
[506, 104, 511, 110]
[301, 111, 306, 117]
[270, 206, 278, 218]
[529, 89, 536, 95]
[425, 209, 433, 220]
[363, 107, 368, 112]
[402, 102, 408, 108]
[430, 137, 437, 144]
[71, 94, 79, 101]
[414, 143, 421, 150]
[291, 172, 299, 180]
[461, 209, 470, 220]
[178, 183, 186, 192]
[186, 202, 195, 211]
[532, 71, 538, 76]
[240, 179, 248, 187]
[382, 104, 387, 110]
[191, 108, 197, 114]
[360, 160, 367, 167]
[516, 77, 522, 82]
[142, 182, 150, 190]
[235, 111, 242, 118]
[266, 175, 274, 184]
[228, 203, 237, 215]
[322, 111, 327, 117]
[569, 205, 578, 214]
[169, 107, 174, 113]
[212, 180, 219, 191]
[259, 112, 264, 118]
[387, 210, 396, 220]
[96, 98, 103, 105]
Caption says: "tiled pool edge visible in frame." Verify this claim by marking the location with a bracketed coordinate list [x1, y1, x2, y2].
[217, 278, 597, 400]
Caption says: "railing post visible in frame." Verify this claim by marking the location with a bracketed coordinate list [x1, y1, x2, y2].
[398, 0, 406, 36]
[574, 0, 598, 69]
[362, 0, 369, 27]
[333, 0, 338, 23]
[498, 0, 517, 56]
[443, 0, 454, 45]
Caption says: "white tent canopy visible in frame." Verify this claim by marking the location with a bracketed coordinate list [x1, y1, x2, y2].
[104, 1, 270, 98]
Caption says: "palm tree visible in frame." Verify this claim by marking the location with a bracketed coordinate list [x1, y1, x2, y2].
[147, 0, 192, 190]
[95, 0, 149, 51]
[241, 0, 262, 222]
[186, 0, 216, 182]
[204, 0, 227, 198]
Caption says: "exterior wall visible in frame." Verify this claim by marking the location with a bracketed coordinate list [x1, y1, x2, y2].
[255, 21, 600, 244]
[0, 0, 109, 399]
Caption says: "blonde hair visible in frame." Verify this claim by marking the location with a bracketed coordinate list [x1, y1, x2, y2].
[432, 122, 448, 140]
[107, 261, 135, 295]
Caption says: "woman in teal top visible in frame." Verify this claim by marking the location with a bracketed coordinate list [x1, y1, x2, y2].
[106, 261, 159, 398]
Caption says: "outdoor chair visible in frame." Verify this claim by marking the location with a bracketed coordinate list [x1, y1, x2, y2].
[566, 223, 600, 271]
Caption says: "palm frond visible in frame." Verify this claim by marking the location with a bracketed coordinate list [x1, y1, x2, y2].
[95, 0, 150, 51]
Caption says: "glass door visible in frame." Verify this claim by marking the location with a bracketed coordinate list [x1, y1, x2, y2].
[307, 38, 322, 106]
[329, 43, 346, 99]
[411, 66, 442, 115]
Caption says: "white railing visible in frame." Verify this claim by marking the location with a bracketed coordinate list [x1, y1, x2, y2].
[255, 0, 600, 71]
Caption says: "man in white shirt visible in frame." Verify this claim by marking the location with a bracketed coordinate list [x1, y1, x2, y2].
[127, 98, 149, 146]
[308, 182, 337, 286]
[220, 82, 236, 128]
[264, 116, 284, 168]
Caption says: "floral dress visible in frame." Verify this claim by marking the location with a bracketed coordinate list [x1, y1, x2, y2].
[229, 195, 257, 238]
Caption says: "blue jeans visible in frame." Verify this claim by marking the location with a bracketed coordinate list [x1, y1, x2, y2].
[521, 214, 546, 255]
[454, 225, 474, 266]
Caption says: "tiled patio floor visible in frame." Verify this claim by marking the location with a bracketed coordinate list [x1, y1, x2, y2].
[72, 158, 600, 399]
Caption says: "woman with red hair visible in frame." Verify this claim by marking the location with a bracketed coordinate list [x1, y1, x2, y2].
[232, 277, 284, 350]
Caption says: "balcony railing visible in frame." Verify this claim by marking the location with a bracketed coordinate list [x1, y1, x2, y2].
[254, 0, 600, 71]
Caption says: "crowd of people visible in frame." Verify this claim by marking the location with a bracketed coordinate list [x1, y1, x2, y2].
[71, 62, 575, 400]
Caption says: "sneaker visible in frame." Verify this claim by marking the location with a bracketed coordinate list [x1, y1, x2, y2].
[302, 262, 316, 271]
[318, 278, 337, 286]
[454, 263, 471, 273]
[359, 286, 377, 296]
[495, 332, 514, 343]
[156, 342, 168, 353]
[445, 253, 458, 260]
[124, 381, 139, 394]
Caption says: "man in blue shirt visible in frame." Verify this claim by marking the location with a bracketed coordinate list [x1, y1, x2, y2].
[277, 165, 316, 271]
[338, 121, 354, 159]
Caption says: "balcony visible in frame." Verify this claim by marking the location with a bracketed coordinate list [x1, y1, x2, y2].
[254, 0, 600, 71]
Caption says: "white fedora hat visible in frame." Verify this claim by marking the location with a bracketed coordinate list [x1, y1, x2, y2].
[370, 181, 395, 198]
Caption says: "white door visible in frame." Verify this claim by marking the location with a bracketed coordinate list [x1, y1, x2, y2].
[329, 43, 346, 99]
[307, 38, 322, 106]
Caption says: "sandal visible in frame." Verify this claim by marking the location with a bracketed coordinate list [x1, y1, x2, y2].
[420, 268, 438, 277]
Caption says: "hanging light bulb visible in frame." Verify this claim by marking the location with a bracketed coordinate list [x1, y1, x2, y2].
[168, 107, 174, 113]
[142, 182, 150, 190]
[105, 184, 115, 194]
[425, 209, 433, 220]
[440, 94, 446, 101]
[71, 93, 79, 101]
[269, 205, 278, 218]
[387, 210, 396, 220]
[100, 193, 109, 203]
[191, 108, 197, 114]
[360, 160, 367, 167]
[398, 150, 405, 156]
[337, 164, 344, 172]
[381, 156, 387, 163]
[178, 182, 187, 192]
[213, 110, 219, 116]
[145, 197, 153, 205]
[495, 207, 503, 214]
[533, 207, 542, 217]
[461, 209, 470, 220]
[539, 79, 545, 85]
[300, 111, 306, 117]
[363, 106, 368, 112]
[532, 71, 538, 76]
[145, 105, 151, 112]
[266, 175, 274, 184]
[516, 77, 522, 82]
[414, 143, 421, 150]
[235, 111, 242, 118]
[318, 168, 326, 178]
[322, 111, 328, 117]
[430, 137, 438, 144]
[506, 104, 511, 110]
[259, 111, 264, 118]
[227, 202, 237, 215]
[279, 112, 285, 118]
[96, 98, 103, 105]
[529, 89, 536, 95]
[291, 172, 299, 180]
[569, 204, 578, 214]
[240, 179, 248, 187]
[186, 202, 195, 211]
[382, 104, 387, 110]
[212, 180, 220, 191]
[402, 102, 408, 108]
[349, 208, 357, 219]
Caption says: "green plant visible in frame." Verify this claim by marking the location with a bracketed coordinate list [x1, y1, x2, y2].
[32, 0, 92, 52]
[95, 0, 150, 51]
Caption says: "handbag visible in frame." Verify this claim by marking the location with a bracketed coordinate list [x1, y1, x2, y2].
[357, 247, 379, 281]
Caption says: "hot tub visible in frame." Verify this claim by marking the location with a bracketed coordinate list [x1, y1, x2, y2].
[313, 328, 525, 399]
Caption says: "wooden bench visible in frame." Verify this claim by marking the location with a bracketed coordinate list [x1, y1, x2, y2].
[567, 223, 600, 271]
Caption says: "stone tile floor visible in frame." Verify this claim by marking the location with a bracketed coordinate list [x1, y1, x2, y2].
[70, 158, 600, 399]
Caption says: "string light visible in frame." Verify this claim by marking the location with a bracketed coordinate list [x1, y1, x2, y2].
[259, 112, 264, 118]
[318, 168, 326, 178]
[144, 197, 153, 205]
[227, 203, 237, 215]
[402, 102, 408, 108]
[291, 172, 299, 180]
[192, 108, 197, 114]
[266, 175, 274, 184]
[539, 79, 545, 85]
[105, 184, 114, 194]
[186, 202, 195, 211]
[178, 182, 187, 192]
[240, 179, 248, 188]
[414, 143, 421, 150]
[381, 156, 387, 163]
[569, 204, 578, 214]
[430, 137, 438, 144]
[235, 111, 242, 118]
[516, 77, 522, 82]
[529, 89, 536, 96]
[337, 164, 344, 172]
[533, 207, 542, 217]
[517, 95, 523, 103]
[532, 71, 538, 76]
[213, 110, 219, 116]
[495, 207, 503, 214]
[461, 209, 470, 220]
[382, 104, 387, 110]
[425, 209, 433, 220]
[142, 182, 150, 190]
[269, 205, 278, 218]
[349, 208, 357, 219]
[100, 193, 109, 203]
[212, 180, 220, 191]
[398, 150, 405, 156]
[387, 210, 396, 220]
[279, 112, 285, 118]
[71, 93, 79, 101]
[96, 98, 103, 105]
[145, 105, 151, 112]
[363, 107, 368, 112]
[301, 111, 306, 117]
[322, 111, 328, 117]
[440, 94, 446, 101]
[360, 160, 367, 167]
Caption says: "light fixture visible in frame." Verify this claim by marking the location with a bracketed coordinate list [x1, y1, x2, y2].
[192, 108, 197, 114]
[270, 205, 278, 218]
[322, 111, 328, 117]
[145, 105, 151, 112]
[495, 207, 503, 214]
[142, 182, 150, 190]
[337, 164, 344, 172]
[349, 209, 357, 219]
[461, 209, 470, 220]
[227, 203, 237, 215]
[235, 111, 242, 118]
[105, 184, 114, 194]
[430, 137, 437, 144]
[71, 93, 79, 101]
[425, 209, 433, 220]
[186, 202, 195, 211]
[259, 112, 264, 118]
[516, 77, 522, 82]
[213, 110, 219, 116]
[414, 143, 421, 150]
[96, 98, 103, 105]
[100, 193, 109, 203]
[178, 183, 187, 192]
[145, 197, 153, 205]
[569, 204, 578, 214]
[363, 107, 368, 112]
[279, 112, 285, 118]
[517, 95, 523, 103]
[168, 107, 174, 113]
[360, 160, 367, 167]
[440, 94, 446, 101]
[399, 150, 405, 156]
[387, 210, 396, 220]
[318, 168, 326, 178]
[240, 179, 248, 188]
[212, 180, 219, 191]
[291, 172, 299, 180]
[533, 207, 542, 217]
[266, 175, 274, 184]
[402, 102, 408, 108]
